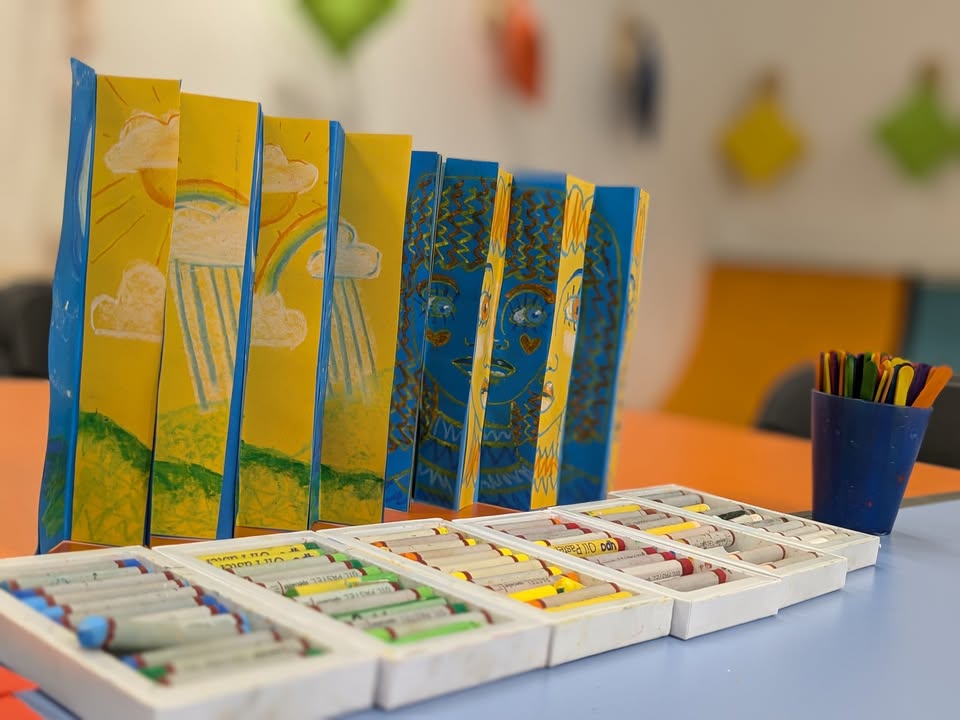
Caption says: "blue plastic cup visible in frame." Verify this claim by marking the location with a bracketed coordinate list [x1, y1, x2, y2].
[811, 390, 932, 535]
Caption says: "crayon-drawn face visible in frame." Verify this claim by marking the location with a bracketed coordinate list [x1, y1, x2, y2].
[491, 283, 554, 399]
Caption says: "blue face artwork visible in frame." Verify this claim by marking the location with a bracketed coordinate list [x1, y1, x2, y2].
[489, 283, 554, 401]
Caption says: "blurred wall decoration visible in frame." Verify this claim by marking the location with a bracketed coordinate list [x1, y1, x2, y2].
[875, 62, 960, 180]
[719, 72, 806, 187]
[299, 0, 398, 57]
[612, 14, 661, 137]
[486, 0, 542, 100]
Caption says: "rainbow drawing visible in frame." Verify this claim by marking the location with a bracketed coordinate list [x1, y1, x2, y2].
[254, 206, 328, 294]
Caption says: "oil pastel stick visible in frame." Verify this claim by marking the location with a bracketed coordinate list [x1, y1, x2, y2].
[430, 555, 530, 573]
[760, 553, 818, 569]
[620, 558, 700, 581]
[238, 558, 365, 584]
[509, 585, 559, 602]
[762, 520, 808, 534]
[682, 504, 711, 512]
[14, 572, 185, 600]
[368, 619, 486, 644]
[0, 558, 145, 588]
[514, 527, 592, 541]
[2, 564, 148, 592]
[337, 597, 453, 624]
[491, 519, 567, 533]
[367, 610, 493, 642]
[784, 525, 828, 538]
[368, 527, 451, 543]
[727, 545, 787, 564]
[658, 568, 729, 591]
[143, 638, 311, 679]
[673, 529, 736, 549]
[645, 521, 700, 535]
[76, 612, 248, 652]
[229, 553, 350, 579]
[374, 533, 467, 549]
[483, 576, 555, 594]
[469, 566, 563, 587]
[380, 538, 478, 555]
[403, 546, 511, 563]
[705, 507, 750, 519]
[259, 567, 387, 594]
[198, 543, 322, 565]
[347, 601, 468, 629]
[587, 504, 642, 516]
[535, 532, 612, 546]
[123, 629, 283, 668]
[744, 517, 796, 529]
[611, 512, 670, 525]
[216, 551, 327, 572]
[291, 580, 402, 606]
[124, 604, 223, 625]
[542, 537, 627, 557]
[803, 534, 852, 548]
[590, 547, 663, 565]
[285, 573, 399, 598]
[543, 591, 633, 612]
[621, 516, 679, 531]
[601, 552, 678, 570]
[452, 560, 550, 581]
[647, 492, 703, 506]
[528, 583, 622, 608]
[662, 524, 718, 540]
[312, 587, 436, 616]
[796, 530, 838, 542]
[554, 576, 584, 591]
[730, 514, 765, 524]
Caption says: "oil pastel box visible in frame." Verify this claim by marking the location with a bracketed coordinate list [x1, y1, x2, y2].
[327, 518, 674, 663]
[563, 498, 848, 607]
[459, 510, 783, 639]
[611, 484, 880, 571]
[0, 546, 376, 720]
[157, 532, 549, 709]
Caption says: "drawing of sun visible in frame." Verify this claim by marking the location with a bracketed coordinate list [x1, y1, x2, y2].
[104, 109, 180, 208]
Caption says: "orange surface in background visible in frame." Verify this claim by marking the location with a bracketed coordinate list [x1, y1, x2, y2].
[663, 265, 909, 425]
[3, 379, 960, 558]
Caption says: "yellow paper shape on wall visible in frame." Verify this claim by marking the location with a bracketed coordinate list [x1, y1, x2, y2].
[72, 75, 181, 546]
[720, 88, 805, 186]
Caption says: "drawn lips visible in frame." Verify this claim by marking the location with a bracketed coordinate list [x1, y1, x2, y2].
[489, 358, 516, 378]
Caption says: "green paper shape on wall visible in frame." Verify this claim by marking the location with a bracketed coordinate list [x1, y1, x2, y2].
[876, 85, 960, 179]
[301, 0, 398, 56]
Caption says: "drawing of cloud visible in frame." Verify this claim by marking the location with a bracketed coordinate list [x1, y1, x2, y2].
[90, 260, 166, 342]
[262, 144, 318, 195]
[170, 202, 250, 266]
[251, 292, 307, 349]
[307, 220, 381, 280]
[104, 110, 180, 173]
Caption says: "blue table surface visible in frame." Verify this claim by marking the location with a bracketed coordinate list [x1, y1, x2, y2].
[347, 500, 960, 720]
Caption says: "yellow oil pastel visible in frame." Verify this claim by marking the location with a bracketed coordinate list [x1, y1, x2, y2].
[458, 169, 512, 509]
[236, 116, 339, 532]
[72, 75, 180, 546]
[530, 176, 594, 508]
[150, 93, 261, 540]
[317, 133, 413, 525]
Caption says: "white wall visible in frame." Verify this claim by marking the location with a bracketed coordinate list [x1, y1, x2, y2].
[3, 0, 958, 406]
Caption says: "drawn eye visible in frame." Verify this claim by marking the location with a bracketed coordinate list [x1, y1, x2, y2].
[506, 292, 548, 330]
[479, 291, 491, 325]
[563, 295, 580, 326]
[428, 278, 458, 322]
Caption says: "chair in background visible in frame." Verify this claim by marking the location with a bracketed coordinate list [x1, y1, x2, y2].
[0, 282, 52, 378]
[755, 366, 960, 470]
